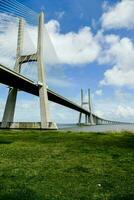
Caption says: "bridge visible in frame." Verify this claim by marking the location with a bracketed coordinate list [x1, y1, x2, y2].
[0, 12, 130, 129]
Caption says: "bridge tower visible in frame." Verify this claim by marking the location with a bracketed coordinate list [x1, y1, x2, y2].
[78, 89, 94, 125]
[1, 12, 56, 129]
[1, 19, 24, 128]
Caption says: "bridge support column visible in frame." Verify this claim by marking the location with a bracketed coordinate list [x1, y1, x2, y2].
[96, 118, 99, 125]
[85, 115, 88, 124]
[88, 89, 94, 125]
[78, 89, 83, 125]
[78, 113, 82, 125]
[93, 117, 97, 125]
[37, 12, 57, 129]
[88, 115, 91, 124]
[97, 119, 100, 125]
[1, 19, 24, 128]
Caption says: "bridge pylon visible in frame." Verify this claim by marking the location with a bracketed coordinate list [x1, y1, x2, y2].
[1, 12, 57, 129]
[1, 18, 24, 128]
[78, 89, 94, 125]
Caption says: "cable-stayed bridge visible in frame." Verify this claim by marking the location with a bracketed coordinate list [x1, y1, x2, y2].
[0, 62, 125, 129]
[0, 1, 131, 129]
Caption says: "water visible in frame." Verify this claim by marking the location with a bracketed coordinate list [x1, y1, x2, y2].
[58, 124, 134, 132]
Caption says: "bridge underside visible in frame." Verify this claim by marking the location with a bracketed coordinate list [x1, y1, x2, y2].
[0, 64, 129, 126]
[0, 64, 93, 116]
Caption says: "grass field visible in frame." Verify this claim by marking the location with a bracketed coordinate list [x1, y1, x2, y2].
[0, 130, 134, 200]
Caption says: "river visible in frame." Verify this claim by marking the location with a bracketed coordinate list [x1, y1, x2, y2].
[58, 124, 134, 132]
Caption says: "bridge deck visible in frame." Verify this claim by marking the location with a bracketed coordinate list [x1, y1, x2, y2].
[0, 64, 96, 117]
[0, 64, 130, 124]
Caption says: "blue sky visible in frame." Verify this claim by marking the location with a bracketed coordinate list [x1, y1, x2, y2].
[0, 0, 134, 123]
[18, 0, 116, 32]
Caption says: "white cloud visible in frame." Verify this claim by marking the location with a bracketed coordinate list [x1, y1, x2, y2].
[92, 95, 134, 122]
[55, 11, 65, 19]
[94, 110, 104, 118]
[45, 20, 100, 65]
[116, 105, 134, 118]
[95, 89, 103, 96]
[98, 33, 134, 87]
[100, 67, 134, 87]
[114, 89, 127, 100]
[101, 0, 134, 29]
[0, 14, 18, 68]
[0, 13, 38, 69]
[0, 13, 100, 67]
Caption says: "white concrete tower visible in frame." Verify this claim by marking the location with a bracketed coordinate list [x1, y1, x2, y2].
[78, 88, 94, 125]
[1, 19, 24, 128]
[2, 12, 57, 129]
[37, 12, 50, 128]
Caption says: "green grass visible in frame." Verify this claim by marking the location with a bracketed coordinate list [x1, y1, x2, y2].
[0, 130, 134, 200]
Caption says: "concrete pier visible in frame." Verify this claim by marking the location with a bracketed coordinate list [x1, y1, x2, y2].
[1, 19, 24, 128]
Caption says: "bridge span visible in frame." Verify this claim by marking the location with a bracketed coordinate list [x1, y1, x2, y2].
[0, 64, 127, 126]
[0, 63, 96, 117]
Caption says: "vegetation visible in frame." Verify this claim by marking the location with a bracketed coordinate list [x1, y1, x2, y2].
[0, 130, 134, 200]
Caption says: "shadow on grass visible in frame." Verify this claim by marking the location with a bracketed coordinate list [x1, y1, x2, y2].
[0, 131, 134, 150]
[105, 134, 134, 149]
[0, 188, 43, 200]
[0, 139, 13, 144]
[65, 134, 134, 152]
[111, 193, 134, 200]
